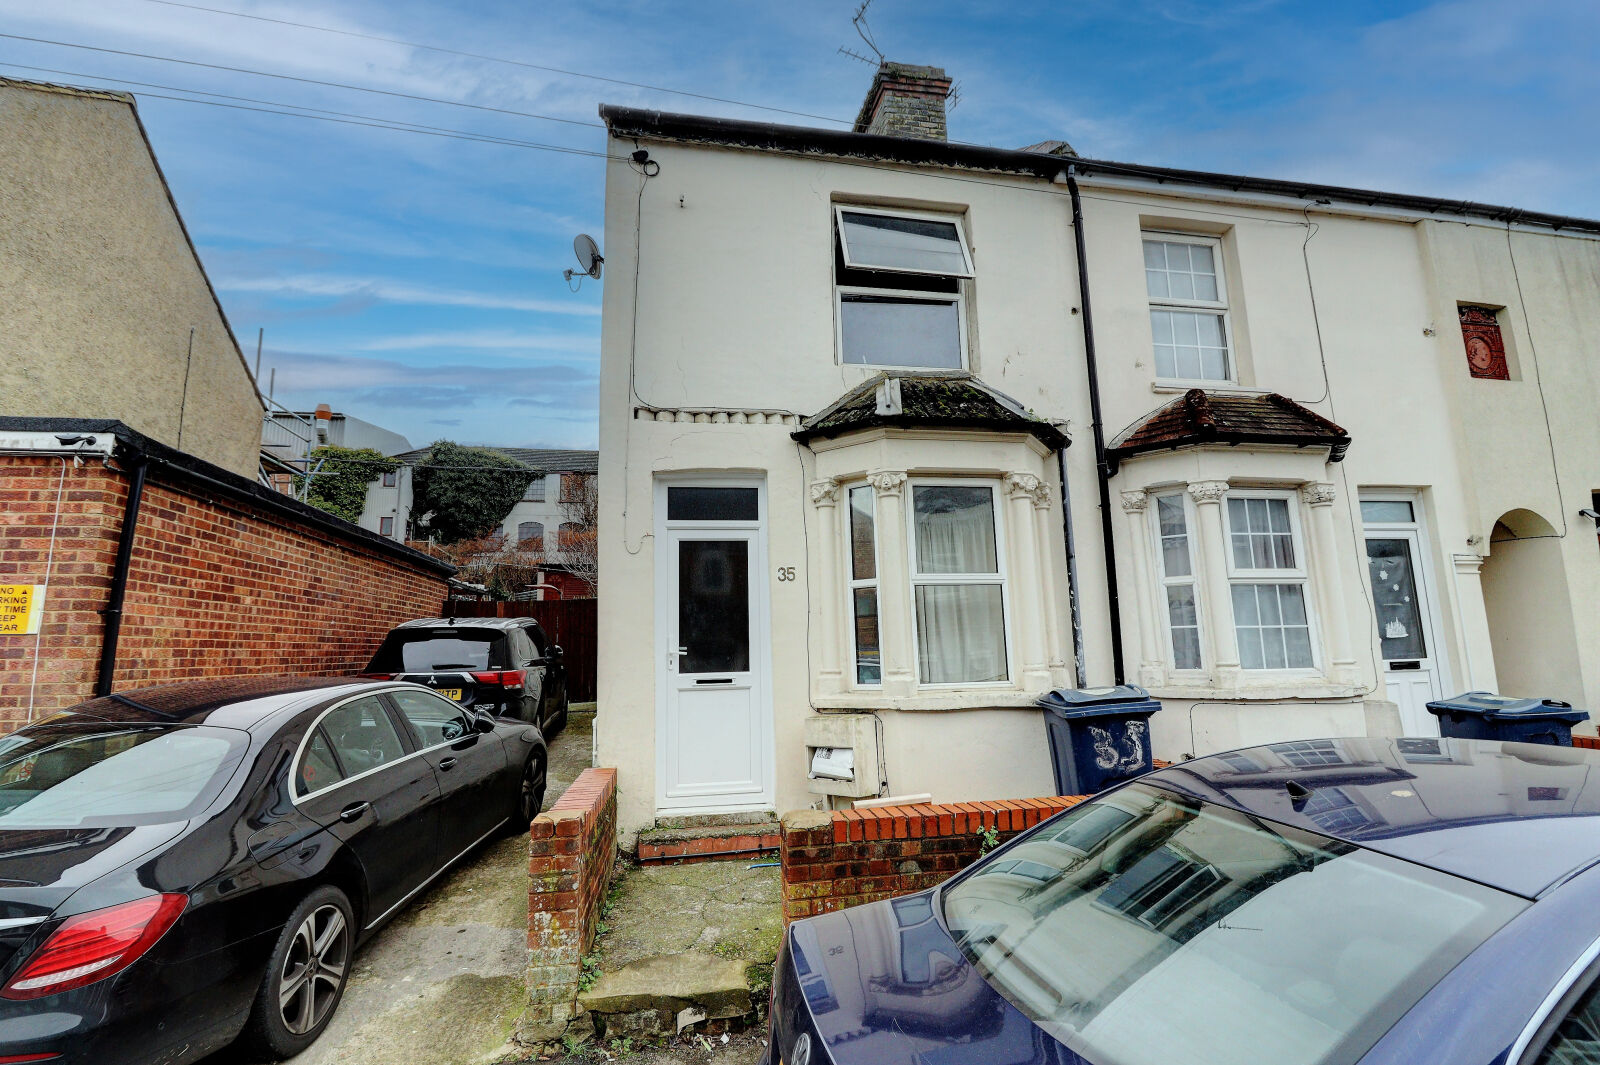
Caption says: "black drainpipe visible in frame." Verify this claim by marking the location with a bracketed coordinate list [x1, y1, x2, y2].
[1065, 167, 1126, 685]
[96, 454, 148, 697]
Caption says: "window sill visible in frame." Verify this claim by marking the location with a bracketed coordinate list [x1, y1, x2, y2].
[814, 690, 1047, 712]
[1144, 678, 1367, 702]
[1151, 380, 1261, 395]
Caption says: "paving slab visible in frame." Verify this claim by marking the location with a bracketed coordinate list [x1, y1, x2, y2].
[202, 709, 596, 1065]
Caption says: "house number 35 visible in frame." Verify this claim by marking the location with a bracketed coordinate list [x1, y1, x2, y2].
[777, 566, 796, 582]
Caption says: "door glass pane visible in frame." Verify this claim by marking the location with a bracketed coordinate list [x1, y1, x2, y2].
[849, 487, 876, 580]
[1532, 975, 1600, 1064]
[1361, 500, 1415, 524]
[390, 689, 473, 747]
[1367, 538, 1428, 661]
[913, 486, 998, 574]
[914, 584, 1007, 684]
[840, 295, 962, 368]
[667, 486, 758, 522]
[839, 211, 968, 275]
[319, 696, 407, 777]
[853, 588, 881, 685]
[679, 540, 750, 673]
[297, 729, 343, 797]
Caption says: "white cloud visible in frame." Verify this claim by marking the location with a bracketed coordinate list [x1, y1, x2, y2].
[216, 273, 601, 315]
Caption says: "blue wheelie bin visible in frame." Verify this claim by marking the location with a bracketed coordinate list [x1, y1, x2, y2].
[1036, 685, 1161, 795]
[1425, 692, 1589, 747]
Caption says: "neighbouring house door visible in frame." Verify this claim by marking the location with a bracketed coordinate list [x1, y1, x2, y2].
[656, 481, 773, 812]
[1362, 498, 1446, 736]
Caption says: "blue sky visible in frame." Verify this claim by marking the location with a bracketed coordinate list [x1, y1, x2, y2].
[3, 0, 1596, 450]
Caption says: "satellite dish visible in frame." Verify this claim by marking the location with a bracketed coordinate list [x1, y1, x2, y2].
[566, 234, 603, 282]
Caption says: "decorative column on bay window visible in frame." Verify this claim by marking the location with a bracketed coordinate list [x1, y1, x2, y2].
[1188, 479, 1240, 687]
[809, 478, 843, 695]
[1301, 482, 1358, 685]
[1027, 476, 1070, 684]
[1119, 490, 1165, 688]
[869, 471, 915, 697]
[1004, 472, 1053, 690]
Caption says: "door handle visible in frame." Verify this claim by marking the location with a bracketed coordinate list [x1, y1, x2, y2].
[338, 802, 371, 823]
[438, 757, 458, 771]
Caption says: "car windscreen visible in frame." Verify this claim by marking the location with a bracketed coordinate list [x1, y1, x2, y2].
[0, 723, 249, 827]
[366, 629, 508, 672]
[941, 782, 1527, 1065]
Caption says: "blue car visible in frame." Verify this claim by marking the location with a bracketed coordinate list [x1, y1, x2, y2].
[767, 737, 1600, 1065]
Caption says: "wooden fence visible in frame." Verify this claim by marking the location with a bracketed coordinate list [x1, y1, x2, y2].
[453, 598, 597, 703]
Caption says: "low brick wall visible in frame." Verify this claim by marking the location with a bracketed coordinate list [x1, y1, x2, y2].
[524, 767, 618, 1041]
[779, 795, 1085, 922]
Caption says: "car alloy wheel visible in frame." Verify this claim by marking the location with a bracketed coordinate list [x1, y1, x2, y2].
[278, 903, 350, 1036]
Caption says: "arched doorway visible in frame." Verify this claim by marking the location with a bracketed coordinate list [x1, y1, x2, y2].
[1479, 509, 1584, 705]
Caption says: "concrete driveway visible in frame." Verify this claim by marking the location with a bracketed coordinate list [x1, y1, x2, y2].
[206, 707, 595, 1065]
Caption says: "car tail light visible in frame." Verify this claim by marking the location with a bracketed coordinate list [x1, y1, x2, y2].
[1, 894, 187, 1000]
[0, 1055, 61, 1063]
[359, 672, 395, 680]
[471, 670, 525, 691]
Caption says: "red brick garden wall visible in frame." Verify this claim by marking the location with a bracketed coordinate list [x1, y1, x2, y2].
[0, 454, 448, 728]
[525, 767, 618, 1041]
[779, 795, 1086, 922]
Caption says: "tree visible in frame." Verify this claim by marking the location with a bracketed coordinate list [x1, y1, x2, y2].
[437, 531, 546, 600]
[558, 473, 599, 594]
[410, 441, 535, 544]
[294, 446, 397, 524]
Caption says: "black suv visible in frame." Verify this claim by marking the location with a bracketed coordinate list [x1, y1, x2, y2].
[363, 617, 569, 735]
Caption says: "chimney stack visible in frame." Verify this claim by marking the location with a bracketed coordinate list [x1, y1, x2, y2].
[853, 62, 952, 142]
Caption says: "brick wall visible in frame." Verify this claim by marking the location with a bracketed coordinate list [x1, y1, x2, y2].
[779, 795, 1085, 922]
[524, 766, 618, 1042]
[0, 451, 449, 728]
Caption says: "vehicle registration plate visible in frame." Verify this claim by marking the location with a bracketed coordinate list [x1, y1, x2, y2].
[436, 688, 463, 701]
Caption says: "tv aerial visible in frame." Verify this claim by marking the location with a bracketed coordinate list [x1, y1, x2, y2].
[564, 234, 603, 289]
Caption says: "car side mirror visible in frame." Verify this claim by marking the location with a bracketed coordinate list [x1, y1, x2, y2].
[472, 711, 497, 734]
[549, 644, 564, 658]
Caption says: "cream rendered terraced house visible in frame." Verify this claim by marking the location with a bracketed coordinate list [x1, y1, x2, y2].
[594, 62, 1600, 839]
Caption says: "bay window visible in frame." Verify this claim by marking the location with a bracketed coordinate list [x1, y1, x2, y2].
[1225, 493, 1314, 670]
[847, 486, 882, 686]
[835, 206, 973, 369]
[1153, 493, 1201, 670]
[909, 483, 1009, 685]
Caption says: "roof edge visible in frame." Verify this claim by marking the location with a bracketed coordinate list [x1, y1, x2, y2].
[599, 104, 1600, 237]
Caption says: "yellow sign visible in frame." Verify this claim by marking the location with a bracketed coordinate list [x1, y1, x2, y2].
[0, 585, 45, 636]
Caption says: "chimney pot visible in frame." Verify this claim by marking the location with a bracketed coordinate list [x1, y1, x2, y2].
[854, 61, 952, 142]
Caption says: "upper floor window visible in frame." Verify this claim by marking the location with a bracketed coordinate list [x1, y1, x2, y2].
[518, 521, 544, 549]
[1458, 305, 1510, 380]
[560, 474, 590, 503]
[381, 469, 397, 488]
[525, 476, 546, 502]
[1144, 234, 1232, 383]
[835, 206, 973, 370]
[378, 516, 395, 537]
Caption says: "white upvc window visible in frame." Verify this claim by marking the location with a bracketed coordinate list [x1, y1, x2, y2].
[846, 485, 882, 687]
[1143, 233, 1233, 383]
[1224, 492, 1315, 670]
[906, 481, 1010, 686]
[1152, 492, 1202, 670]
[835, 205, 973, 370]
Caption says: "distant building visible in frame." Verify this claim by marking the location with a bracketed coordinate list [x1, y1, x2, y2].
[0, 77, 262, 477]
[260, 404, 412, 507]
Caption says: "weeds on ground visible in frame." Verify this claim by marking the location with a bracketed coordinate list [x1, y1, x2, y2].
[606, 1036, 635, 1059]
[577, 952, 603, 992]
[977, 825, 1001, 856]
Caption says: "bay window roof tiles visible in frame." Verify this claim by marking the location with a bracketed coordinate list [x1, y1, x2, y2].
[794, 371, 1069, 450]
[1108, 389, 1350, 469]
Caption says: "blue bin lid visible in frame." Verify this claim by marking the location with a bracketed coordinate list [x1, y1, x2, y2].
[1425, 691, 1589, 724]
[1036, 685, 1161, 719]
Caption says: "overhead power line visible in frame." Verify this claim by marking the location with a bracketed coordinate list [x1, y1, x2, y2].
[142, 0, 853, 126]
[0, 61, 611, 157]
[0, 60, 609, 155]
[0, 31, 605, 128]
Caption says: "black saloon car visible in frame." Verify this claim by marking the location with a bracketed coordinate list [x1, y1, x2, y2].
[0, 676, 547, 1065]
[363, 617, 569, 734]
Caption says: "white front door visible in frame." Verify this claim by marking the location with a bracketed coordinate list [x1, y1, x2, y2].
[1361, 497, 1447, 736]
[655, 480, 773, 812]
